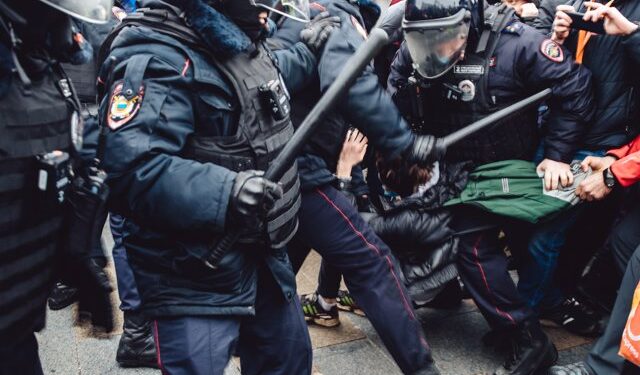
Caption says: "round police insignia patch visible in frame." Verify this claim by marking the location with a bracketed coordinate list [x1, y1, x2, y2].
[108, 82, 144, 130]
[540, 39, 564, 63]
[458, 80, 476, 102]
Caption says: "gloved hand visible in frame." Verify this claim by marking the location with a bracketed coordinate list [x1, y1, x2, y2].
[64, 257, 114, 332]
[405, 134, 446, 166]
[228, 170, 283, 239]
[300, 11, 341, 54]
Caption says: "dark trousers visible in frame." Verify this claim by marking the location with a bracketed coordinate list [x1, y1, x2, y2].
[154, 267, 312, 375]
[586, 203, 640, 374]
[453, 206, 534, 329]
[289, 185, 434, 374]
[0, 333, 43, 375]
[587, 244, 640, 375]
[317, 259, 342, 299]
[110, 214, 142, 311]
[609, 201, 640, 274]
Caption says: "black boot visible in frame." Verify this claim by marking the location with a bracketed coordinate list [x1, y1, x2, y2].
[48, 282, 79, 310]
[494, 321, 558, 375]
[116, 311, 158, 368]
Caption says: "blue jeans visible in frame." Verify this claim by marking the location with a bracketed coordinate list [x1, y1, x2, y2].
[517, 148, 606, 310]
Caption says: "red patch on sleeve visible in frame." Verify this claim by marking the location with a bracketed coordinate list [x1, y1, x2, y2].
[540, 39, 564, 63]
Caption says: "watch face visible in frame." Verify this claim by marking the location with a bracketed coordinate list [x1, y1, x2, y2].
[604, 169, 616, 188]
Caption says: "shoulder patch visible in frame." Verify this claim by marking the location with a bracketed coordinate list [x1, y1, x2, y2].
[540, 39, 564, 63]
[107, 82, 144, 130]
[351, 15, 368, 40]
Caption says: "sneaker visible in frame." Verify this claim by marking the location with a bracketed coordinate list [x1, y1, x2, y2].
[540, 297, 603, 337]
[494, 320, 558, 375]
[300, 293, 340, 327]
[48, 282, 79, 310]
[547, 362, 593, 375]
[336, 290, 365, 316]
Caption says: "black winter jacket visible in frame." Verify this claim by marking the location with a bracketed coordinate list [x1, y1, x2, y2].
[366, 162, 470, 302]
[537, 0, 640, 149]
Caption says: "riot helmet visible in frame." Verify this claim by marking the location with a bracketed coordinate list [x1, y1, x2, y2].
[34, 0, 112, 23]
[403, 0, 483, 79]
[252, 0, 310, 22]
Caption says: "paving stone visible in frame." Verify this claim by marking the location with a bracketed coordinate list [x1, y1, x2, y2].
[313, 339, 402, 375]
[37, 309, 80, 375]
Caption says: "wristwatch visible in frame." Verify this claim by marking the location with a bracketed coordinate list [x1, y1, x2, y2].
[603, 167, 617, 189]
[334, 175, 353, 191]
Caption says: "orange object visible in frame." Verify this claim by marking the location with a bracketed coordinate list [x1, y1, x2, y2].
[619, 281, 640, 366]
[575, 0, 614, 63]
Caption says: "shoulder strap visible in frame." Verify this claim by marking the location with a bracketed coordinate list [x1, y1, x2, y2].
[96, 8, 204, 76]
[476, 4, 516, 55]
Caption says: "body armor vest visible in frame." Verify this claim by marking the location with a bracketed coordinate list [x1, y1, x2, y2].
[62, 61, 97, 104]
[104, 9, 301, 249]
[420, 6, 538, 165]
[0, 61, 74, 340]
[184, 44, 301, 248]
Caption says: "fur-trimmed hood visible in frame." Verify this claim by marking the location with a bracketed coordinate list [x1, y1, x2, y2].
[140, 0, 252, 58]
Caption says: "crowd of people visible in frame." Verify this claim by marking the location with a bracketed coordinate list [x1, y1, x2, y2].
[1, 0, 640, 374]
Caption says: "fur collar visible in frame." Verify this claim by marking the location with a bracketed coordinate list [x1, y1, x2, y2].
[177, 0, 252, 58]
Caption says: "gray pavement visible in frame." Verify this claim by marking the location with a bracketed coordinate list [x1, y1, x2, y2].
[36, 230, 594, 375]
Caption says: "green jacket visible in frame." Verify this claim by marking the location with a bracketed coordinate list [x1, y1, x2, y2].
[445, 160, 589, 223]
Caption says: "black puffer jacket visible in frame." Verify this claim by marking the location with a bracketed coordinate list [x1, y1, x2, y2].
[366, 162, 470, 303]
[537, 0, 640, 149]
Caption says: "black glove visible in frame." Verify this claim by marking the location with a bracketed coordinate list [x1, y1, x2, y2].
[300, 11, 341, 54]
[405, 135, 446, 166]
[228, 170, 283, 239]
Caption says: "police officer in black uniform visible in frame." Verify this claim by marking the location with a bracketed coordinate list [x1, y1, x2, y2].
[0, 0, 114, 374]
[96, 0, 338, 373]
[389, 0, 594, 374]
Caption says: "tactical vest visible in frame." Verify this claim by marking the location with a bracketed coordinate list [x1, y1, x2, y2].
[103, 9, 301, 249]
[0, 61, 75, 340]
[62, 61, 97, 104]
[420, 6, 539, 165]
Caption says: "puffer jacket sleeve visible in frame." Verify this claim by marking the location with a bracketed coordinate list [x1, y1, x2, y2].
[99, 51, 236, 233]
[367, 208, 453, 250]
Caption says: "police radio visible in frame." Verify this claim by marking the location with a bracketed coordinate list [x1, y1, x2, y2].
[259, 79, 291, 121]
[36, 151, 72, 203]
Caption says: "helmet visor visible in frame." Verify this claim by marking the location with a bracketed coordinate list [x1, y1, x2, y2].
[251, 0, 310, 23]
[403, 9, 470, 79]
[38, 0, 112, 23]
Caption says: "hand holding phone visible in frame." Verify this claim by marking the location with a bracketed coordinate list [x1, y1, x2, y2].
[567, 11, 606, 34]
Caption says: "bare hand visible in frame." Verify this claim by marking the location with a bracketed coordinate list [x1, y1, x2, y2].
[520, 3, 539, 18]
[580, 155, 616, 172]
[537, 159, 574, 190]
[552, 5, 577, 44]
[575, 172, 612, 201]
[583, 2, 639, 36]
[336, 129, 368, 178]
